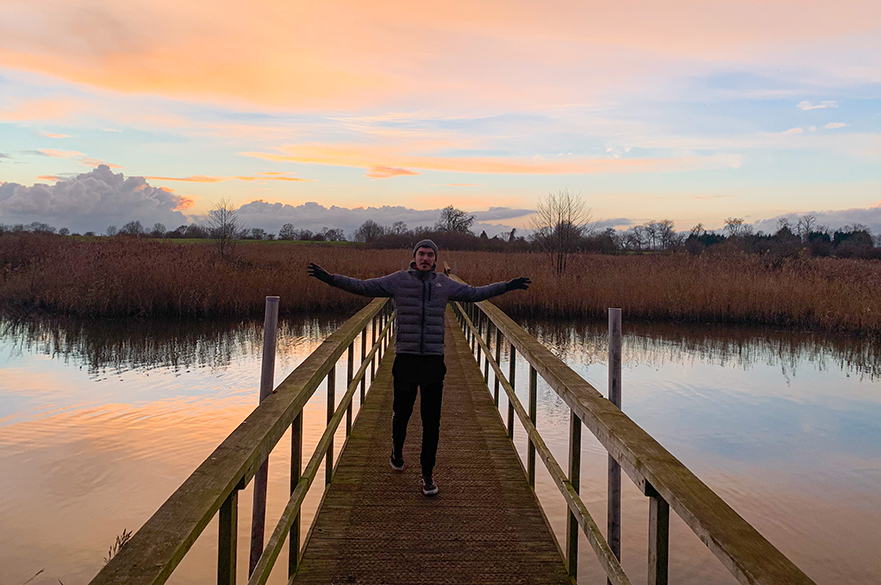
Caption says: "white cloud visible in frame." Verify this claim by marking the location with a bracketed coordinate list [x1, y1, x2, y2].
[826, 122, 847, 129]
[0, 165, 192, 233]
[472, 207, 535, 221]
[797, 100, 839, 111]
[751, 205, 881, 235]
[229, 201, 532, 238]
[784, 127, 804, 134]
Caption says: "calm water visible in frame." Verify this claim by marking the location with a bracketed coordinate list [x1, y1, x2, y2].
[1, 315, 879, 584]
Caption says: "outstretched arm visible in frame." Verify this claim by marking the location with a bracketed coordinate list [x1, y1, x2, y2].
[307, 262, 395, 297]
[448, 276, 530, 302]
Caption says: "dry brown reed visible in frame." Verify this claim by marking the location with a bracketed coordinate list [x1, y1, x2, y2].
[3, 234, 881, 335]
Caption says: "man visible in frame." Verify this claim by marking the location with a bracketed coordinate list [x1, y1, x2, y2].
[307, 239, 529, 496]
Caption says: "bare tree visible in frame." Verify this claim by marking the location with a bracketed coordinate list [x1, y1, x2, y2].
[120, 220, 145, 236]
[656, 219, 679, 250]
[796, 214, 817, 242]
[529, 189, 593, 275]
[208, 197, 241, 258]
[434, 206, 475, 234]
[642, 221, 659, 250]
[321, 227, 346, 241]
[279, 223, 297, 240]
[724, 217, 746, 237]
[354, 220, 386, 242]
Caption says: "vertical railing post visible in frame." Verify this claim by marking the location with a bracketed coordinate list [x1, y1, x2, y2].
[476, 310, 482, 364]
[371, 315, 377, 381]
[249, 295, 278, 575]
[483, 319, 490, 383]
[567, 411, 582, 579]
[326, 367, 335, 485]
[218, 489, 238, 585]
[607, 308, 623, 582]
[528, 365, 537, 487]
[346, 343, 354, 435]
[648, 484, 670, 585]
[508, 344, 516, 439]
[471, 303, 480, 353]
[289, 412, 302, 577]
[494, 328, 502, 407]
[378, 311, 383, 363]
[360, 328, 367, 402]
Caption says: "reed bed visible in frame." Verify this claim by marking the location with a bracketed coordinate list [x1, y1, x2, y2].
[3, 234, 881, 335]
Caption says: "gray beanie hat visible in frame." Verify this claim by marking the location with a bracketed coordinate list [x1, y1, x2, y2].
[413, 239, 438, 257]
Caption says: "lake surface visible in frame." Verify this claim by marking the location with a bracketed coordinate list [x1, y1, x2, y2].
[1, 313, 879, 584]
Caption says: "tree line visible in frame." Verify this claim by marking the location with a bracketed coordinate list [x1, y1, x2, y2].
[3, 198, 880, 268]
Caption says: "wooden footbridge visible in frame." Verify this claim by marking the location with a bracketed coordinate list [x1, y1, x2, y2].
[90, 273, 817, 585]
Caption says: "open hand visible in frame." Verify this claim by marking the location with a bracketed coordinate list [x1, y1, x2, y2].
[307, 262, 333, 284]
[506, 277, 531, 291]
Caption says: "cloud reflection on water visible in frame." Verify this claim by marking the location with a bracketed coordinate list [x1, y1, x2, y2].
[1, 314, 880, 584]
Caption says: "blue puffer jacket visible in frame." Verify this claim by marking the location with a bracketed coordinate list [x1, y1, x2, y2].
[329, 264, 509, 355]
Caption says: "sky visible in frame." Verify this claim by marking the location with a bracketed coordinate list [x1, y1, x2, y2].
[1, 0, 880, 237]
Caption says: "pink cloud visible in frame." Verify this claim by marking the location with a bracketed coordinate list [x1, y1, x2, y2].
[3, 1, 877, 110]
[145, 173, 313, 183]
[243, 144, 738, 176]
[39, 149, 83, 159]
[80, 158, 121, 168]
[365, 166, 421, 179]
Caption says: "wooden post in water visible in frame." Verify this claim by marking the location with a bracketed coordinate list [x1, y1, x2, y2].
[249, 295, 278, 575]
[607, 307, 622, 583]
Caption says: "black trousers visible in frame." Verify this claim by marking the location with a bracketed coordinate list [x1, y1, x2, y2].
[391, 353, 446, 475]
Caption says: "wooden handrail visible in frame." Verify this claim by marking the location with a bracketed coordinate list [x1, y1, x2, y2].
[248, 316, 396, 585]
[453, 302, 630, 585]
[449, 273, 816, 585]
[90, 297, 392, 585]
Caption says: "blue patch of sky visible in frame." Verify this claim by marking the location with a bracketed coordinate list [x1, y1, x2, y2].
[693, 70, 811, 93]
[424, 113, 551, 132]
[618, 68, 881, 136]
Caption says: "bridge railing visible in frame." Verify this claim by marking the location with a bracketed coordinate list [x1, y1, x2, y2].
[450, 278, 816, 585]
[90, 297, 395, 585]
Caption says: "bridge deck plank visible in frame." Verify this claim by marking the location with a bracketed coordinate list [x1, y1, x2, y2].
[291, 309, 571, 585]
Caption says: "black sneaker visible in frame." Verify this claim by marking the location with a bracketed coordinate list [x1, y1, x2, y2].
[390, 453, 404, 471]
[421, 475, 439, 496]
